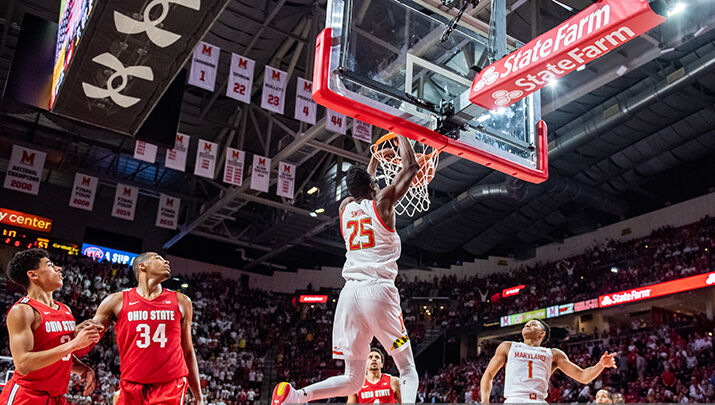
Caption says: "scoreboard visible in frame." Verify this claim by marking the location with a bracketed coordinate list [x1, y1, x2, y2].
[1, 226, 79, 255]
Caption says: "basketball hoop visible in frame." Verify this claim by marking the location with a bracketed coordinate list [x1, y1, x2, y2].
[370, 133, 439, 217]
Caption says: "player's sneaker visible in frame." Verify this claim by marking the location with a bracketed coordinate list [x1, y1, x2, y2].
[272, 382, 300, 405]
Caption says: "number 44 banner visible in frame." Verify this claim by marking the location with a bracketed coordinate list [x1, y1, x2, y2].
[326, 109, 347, 135]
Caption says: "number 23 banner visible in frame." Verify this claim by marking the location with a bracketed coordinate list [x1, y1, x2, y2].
[261, 66, 288, 114]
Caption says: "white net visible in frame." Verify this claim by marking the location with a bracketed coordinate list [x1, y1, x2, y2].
[371, 134, 439, 217]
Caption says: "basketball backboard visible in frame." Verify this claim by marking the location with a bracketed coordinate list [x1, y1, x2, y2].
[313, 0, 548, 183]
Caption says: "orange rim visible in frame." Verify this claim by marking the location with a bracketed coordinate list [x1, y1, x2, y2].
[372, 132, 439, 160]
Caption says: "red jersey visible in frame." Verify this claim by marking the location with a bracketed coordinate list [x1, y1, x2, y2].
[115, 288, 188, 383]
[6, 297, 76, 396]
[356, 373, 397, 403]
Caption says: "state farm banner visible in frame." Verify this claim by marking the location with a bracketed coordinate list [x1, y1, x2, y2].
[188, 41, 220, 91]
[133, 140, 157, 163]
[250, 155, 271, 193]
[69, 173, 98, 211]
[165, 133, 189, 172]
[276, 162, 296, 199]
[223, 147, 245, 186]
[194, 139, 218, 179]
[156, 194, 180, 230]
[226, 53, 255, 104]
[470, 0, 666, 109]
[599, 271, 715, 308]
[3, 145, 46, 195]
[352, 120, 373, 143]
[294, 78, 317, 125]
[112, 184, 138, 221]
[326, 109, 347, 134]
[261, 66, 288, 114]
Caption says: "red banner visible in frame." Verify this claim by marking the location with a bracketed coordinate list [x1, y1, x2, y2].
[470, 0, 666, 110]
[299, 295, 329, 303]
[599, 271, 715, 307]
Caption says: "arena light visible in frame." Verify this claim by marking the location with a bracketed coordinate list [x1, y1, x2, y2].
[667, 2, 685, 16]
[476, 114, 491, 123]
[315, 208, 325, 214]
[307, 186, 319, 195]
[181, 283, 189, 288]
[611, 266, 619, 273]
[310, 212, 318, 217]
[548, 80, 559, 88]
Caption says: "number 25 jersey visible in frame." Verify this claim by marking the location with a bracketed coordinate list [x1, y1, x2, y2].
[115, 288, 188, 383]
[341, 199, 401, 282]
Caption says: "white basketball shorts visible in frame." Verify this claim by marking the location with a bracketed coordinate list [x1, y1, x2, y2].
[332, 279, 411, 361]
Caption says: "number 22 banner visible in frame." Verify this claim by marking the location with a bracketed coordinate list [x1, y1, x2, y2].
[226, 53, 254, 104]
[261, 66, 288, 114]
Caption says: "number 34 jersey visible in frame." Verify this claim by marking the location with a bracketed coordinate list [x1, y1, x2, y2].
[115, 288, 188, 383]
[340, 199, 401, 282]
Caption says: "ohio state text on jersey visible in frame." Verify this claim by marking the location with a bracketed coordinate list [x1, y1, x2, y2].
[356, 373, 397, 403]
[6, 297, 76, 396]
[115, 288, 188, 383]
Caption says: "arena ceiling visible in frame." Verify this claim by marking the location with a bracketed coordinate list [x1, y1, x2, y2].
[1, 0, 714, 273]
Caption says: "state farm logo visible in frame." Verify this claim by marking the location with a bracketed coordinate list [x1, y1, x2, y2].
[492, 89, 524, 107]
[472, 67, 499, 92]
[601, 288, 652, 306]
[83, 246, 104, 260]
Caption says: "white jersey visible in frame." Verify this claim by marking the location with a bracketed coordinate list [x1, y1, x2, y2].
[340, 199, 400, 282]
[504, 342, 553, 401]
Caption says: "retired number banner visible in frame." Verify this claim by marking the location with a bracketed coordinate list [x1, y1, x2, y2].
[261, 66, 288, 114]
[326, 109, 347, 135]
[226, 53, 255, 104]
[189, 41, 220, 91]
[294, 78, 317, 125]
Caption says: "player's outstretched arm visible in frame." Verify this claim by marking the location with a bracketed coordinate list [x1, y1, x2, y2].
[377, 135, 419, 206]
[7, 305, 100, 375]
[367, 152, 379, 177]
[179, 293, 204, 405]
[553, 349, 617, 384]
[391, 375, 402, 403]
[91, 292, 122, 330]
[480, 341, 511, 403]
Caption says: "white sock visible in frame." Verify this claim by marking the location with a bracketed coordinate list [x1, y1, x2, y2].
[298, 359, 366, 402]
[392, 344, 419, 403]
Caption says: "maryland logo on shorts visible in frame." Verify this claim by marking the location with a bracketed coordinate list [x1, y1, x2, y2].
[391, 335, 409, 350]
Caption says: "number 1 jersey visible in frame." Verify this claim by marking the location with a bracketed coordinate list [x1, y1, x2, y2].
[340, 199, 401, 282]
[115, 288, 188, 383]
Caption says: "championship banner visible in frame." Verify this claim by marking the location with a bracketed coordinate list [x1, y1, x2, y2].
[261, 66, 288, 114]
[223, 147, 245, 186]
[326, 109, 347, 135]
[112, 184, 138, 221]
[133, 140, 158, 163]
[194, 139, 218, 179]
[352, 119, 373, 143]
[470, 0, 666, 109]
[3, 145, 46, 195]
[226, 53, 254, 104]
[294, 78, 317, 125]
[165, 133, 190, 172]
[250, 155, 271, 193]
[276, 162, 296, 199]
[188, 41, 220, 91]
[156, 194, 180, 230]
[69, 173, 98, 211]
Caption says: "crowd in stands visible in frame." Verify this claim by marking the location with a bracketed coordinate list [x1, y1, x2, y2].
[0, 216, 712, 403]
[417, 315, 715, 403]
[397, 216, 714, 330]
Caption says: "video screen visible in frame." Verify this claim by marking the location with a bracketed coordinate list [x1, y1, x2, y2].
[50, 0, 94, 107]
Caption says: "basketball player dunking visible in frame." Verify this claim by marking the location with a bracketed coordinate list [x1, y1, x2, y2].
[272, 134, 420, 404]
[347, 348, 401, 404]
[88, 252, 203, 405]
[480, 319, 617, 403]
[0, 248, 101, 405]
